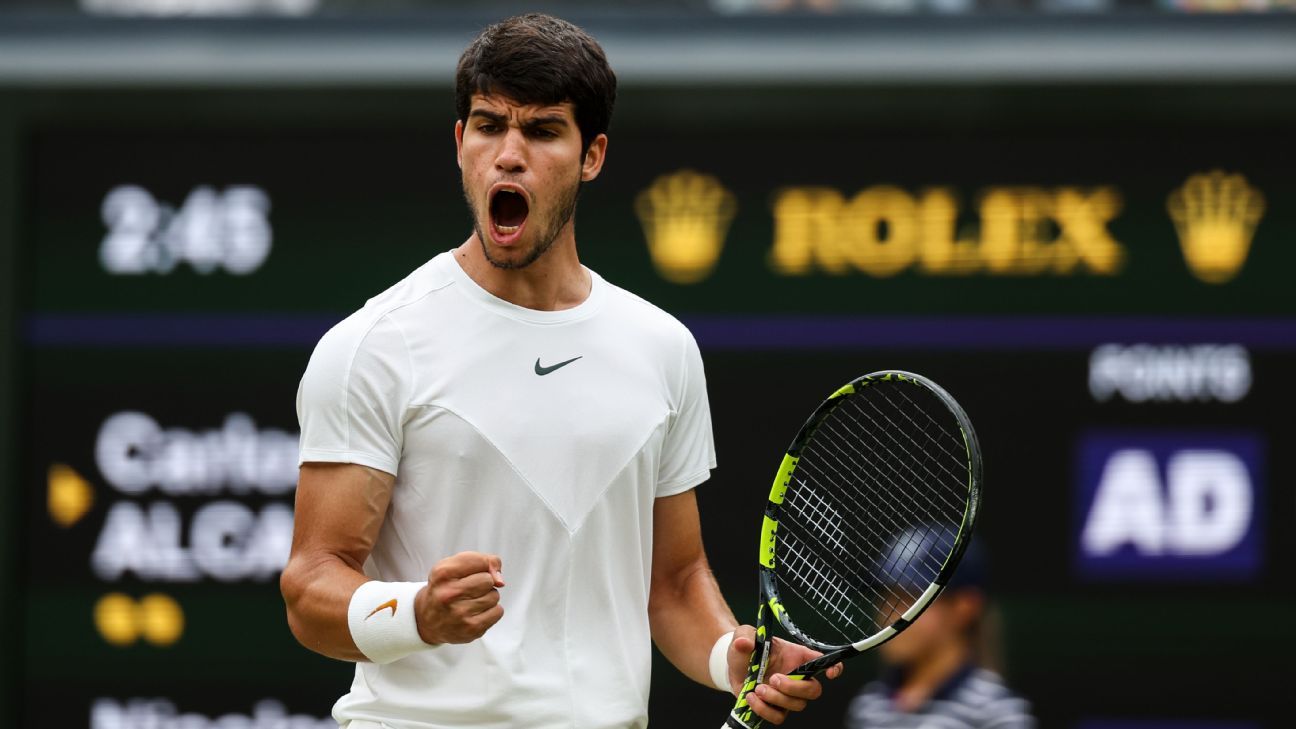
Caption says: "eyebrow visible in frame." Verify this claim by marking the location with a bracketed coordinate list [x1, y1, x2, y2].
[468, 109, 570, 129]
[524, 115, 570, 128]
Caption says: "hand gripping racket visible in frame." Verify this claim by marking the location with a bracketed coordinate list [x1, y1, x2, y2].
[722, 370, 982, 729]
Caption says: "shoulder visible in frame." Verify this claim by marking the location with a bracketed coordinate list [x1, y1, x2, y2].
[355, 253, 456, 334]
[319, 256, 454, 350]
[954, 669, 1035, 722]
[957, 668, 1018, 701]
[844, 680, 894, 725]
[596, 275, 707, 406]
[306, 255, 454, 376]
[597, 273, 699, 356]
[848, 679, 891, 705]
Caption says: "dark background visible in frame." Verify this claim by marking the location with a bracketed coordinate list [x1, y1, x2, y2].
[2, 9, 1295, 729]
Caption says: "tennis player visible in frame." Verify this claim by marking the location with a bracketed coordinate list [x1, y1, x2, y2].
[842, 540, 1035, 729]
[281, 13, 840, 729]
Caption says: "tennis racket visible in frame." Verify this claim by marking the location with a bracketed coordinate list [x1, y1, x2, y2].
[722, 370, 982, 729]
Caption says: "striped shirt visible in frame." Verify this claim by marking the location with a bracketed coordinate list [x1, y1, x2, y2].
[843, 665, 1036, 729]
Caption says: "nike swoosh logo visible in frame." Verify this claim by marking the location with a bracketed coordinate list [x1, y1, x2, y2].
[366, 599, 398, 620]
[534, 356, 582, 376]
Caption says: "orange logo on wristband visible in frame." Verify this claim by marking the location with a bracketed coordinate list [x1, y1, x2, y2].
[366, 599, 398, 620]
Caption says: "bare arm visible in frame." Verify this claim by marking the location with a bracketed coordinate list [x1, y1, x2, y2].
[648, 489, 739, 686]
[280, 462, 395, 661]
[281, 462, 507, 662]
[650, 489, 842, 725]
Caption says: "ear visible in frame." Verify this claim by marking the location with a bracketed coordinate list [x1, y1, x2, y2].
[580, 133, 608, 182]
[454, 120, 465, 169]
[949, 589, 985, 630]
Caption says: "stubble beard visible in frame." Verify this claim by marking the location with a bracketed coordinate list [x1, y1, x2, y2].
[466, 173, 583, 271]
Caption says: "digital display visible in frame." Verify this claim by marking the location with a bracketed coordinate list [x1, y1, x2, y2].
[22, 348, 347, 727]
[25, 120, 1296, 317]
[11, 87, 1296, 728]
[1075, 431, 1264, 580]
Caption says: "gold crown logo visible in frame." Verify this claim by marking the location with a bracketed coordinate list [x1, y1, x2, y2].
[635, 170, 737, 284]
[1167, 170, 1265, 284]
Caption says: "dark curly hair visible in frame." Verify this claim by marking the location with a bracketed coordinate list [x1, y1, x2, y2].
[455, 13, 617, 153]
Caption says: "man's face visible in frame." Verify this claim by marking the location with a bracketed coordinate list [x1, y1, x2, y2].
[456, 93, 606, 270]
[878, 598, 952, 667]
[877, 589, 981, 667]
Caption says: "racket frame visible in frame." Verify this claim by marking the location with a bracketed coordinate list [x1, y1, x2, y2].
[724, 370, 982, 729]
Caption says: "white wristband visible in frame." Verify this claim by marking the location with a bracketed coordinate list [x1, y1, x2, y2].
[709, 630, 736, 692]
[347, 580, 428, 664]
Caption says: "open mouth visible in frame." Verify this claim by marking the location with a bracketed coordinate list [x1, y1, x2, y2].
[489, 187, 530, 241]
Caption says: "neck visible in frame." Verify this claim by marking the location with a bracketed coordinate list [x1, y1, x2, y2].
[454, 227, 590, 311]
[892, 642, 971, 712]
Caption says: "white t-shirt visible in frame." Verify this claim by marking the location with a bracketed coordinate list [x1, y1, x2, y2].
[296, 251, 717, 729]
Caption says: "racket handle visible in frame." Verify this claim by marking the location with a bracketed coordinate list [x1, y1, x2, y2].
[725, 669, 822, 728]
[723, 712, 759, 729]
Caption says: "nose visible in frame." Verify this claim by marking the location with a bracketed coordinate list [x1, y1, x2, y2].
[494, 128, 527, 175]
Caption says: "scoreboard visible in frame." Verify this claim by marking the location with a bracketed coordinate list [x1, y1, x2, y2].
[4, 82, 1296, 728]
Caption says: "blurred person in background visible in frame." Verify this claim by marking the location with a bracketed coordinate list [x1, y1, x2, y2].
[843, 538, 1035, 729]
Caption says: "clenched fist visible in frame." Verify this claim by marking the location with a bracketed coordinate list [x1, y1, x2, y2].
[414, 551, 506, 645]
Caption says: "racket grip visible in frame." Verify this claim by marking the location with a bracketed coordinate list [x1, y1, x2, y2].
[723, 713, 759, 729]
[724, 670, 819, 729]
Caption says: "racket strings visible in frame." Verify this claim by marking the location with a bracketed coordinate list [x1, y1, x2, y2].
[821, 414, 966, 546]
[842, 396, 970, 512]
[779, 485, 901, 618]
[837, 387, 968, 537]
[869, 391, 970, 493]
[773, 382, 970, 648]
[854, 384, 969, 475]
[889, 386, 969, 463]
[779, 461, 940, 643]
[833, 400, 970, 528]
[777, 533, 867, 632]
[776, 517, 906, 645]
[816, 416, 962, 539]
[792, 457, 932, 602]
[808, 417, 960, 585]
[777, 487, 919, 639]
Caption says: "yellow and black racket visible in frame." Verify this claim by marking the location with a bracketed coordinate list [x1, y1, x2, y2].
[722, 371, 983, 729]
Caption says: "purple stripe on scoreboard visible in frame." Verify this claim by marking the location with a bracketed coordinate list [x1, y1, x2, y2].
[1073, 716, 1264, 721]
[684, 315, 1296, 350]
[23, 313, 1296, 350]
[25, 313, 341, 348]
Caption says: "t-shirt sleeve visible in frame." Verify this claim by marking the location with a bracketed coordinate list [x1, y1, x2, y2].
[296, 314, 411, 476]
[657, 327, 717, 497]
